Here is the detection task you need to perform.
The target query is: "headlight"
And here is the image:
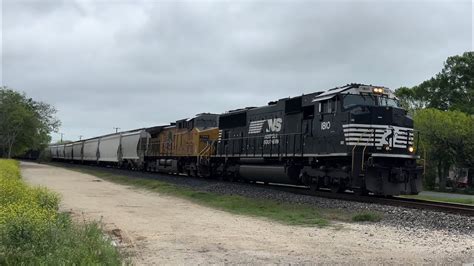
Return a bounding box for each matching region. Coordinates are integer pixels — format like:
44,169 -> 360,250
408,146 -> 414,153
373,88 -> 384,94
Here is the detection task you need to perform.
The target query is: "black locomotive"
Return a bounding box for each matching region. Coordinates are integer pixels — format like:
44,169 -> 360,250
213,84 -> 422,195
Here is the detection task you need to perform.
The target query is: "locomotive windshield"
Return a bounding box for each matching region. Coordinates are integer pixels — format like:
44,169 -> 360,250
343,94 -> 375,108
343,94 -> 400,109
378,97 -> 400,107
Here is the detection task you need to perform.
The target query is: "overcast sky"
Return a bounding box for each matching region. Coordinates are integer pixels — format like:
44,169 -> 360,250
1,0 -> 473,142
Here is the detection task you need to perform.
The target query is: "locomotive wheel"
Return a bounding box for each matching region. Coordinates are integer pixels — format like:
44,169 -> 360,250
331,183 -> 345,193
309,182 -> 319,193
227,173 -> 236,182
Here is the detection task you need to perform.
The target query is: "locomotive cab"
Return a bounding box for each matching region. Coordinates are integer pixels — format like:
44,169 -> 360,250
306,84 -> 422,195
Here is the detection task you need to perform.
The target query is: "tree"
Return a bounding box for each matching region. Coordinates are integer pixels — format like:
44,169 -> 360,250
397,52 -> 474,189
414,109 -> 474,190
0,87 -> 61,158
396,51 -> 474,114
395,86 -> 430,114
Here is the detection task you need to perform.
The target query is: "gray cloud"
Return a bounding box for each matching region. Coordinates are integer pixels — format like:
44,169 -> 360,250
2,0 -> 472,141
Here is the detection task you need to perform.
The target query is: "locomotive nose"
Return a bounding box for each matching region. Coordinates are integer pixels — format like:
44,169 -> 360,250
369,106 -> 410,127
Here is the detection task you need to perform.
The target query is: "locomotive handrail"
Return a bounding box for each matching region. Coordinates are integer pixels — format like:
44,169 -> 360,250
361,128 -> 376,171
197,140 -> 214,166
351,128 -> 374,176
219,132 -> 302,141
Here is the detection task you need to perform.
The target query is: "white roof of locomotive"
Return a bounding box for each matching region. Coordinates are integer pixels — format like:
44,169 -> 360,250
312,84 -> 396,102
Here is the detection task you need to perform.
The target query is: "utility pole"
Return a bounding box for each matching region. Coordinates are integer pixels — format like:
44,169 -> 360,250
113,127 -> 120,133
79,135 -> 83,140
60,133 -> 64,143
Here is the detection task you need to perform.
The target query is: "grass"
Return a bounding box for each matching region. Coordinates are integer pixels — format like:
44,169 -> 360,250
352,212 -> 383,222
400,194 -> 473,205
63,165 -> 383,226
0,160 -> 122,265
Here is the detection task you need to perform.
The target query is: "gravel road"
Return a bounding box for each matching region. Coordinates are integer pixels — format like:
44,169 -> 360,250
22,162 -> 473,265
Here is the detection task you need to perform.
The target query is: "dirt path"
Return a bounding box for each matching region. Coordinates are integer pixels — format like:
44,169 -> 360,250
21,162 -> 473,265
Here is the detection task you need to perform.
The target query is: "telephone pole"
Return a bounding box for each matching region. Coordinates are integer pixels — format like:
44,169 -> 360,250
113,127 -> 120,133
60,133 -> 64,143
79,135 -> 83,140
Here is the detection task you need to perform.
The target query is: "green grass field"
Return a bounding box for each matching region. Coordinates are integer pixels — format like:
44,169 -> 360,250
0,160 -> 122,265
65,166 -> 383,226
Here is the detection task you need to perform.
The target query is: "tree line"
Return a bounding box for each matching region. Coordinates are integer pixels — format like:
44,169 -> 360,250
0,87 -> 60,158
395,51 -> 473,190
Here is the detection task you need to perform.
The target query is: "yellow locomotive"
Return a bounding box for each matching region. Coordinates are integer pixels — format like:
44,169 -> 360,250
145,113 -> 219,175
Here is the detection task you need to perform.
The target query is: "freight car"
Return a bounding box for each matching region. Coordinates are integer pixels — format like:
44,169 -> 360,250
49,83 -> 422,196
49,128 -> 152,168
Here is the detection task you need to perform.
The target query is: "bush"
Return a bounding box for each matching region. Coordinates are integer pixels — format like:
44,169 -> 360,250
0,159 -> 121,265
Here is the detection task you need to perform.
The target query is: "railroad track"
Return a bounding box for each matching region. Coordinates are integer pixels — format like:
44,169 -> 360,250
258,183 -> 474,216
49,162 -> 474,217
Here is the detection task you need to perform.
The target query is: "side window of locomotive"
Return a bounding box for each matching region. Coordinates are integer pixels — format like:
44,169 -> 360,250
320,100 -> 336,114
331,98 -> 337,113
320,101 -> 327,113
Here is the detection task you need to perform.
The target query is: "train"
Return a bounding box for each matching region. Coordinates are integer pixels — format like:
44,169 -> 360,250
49,83 -> 423,196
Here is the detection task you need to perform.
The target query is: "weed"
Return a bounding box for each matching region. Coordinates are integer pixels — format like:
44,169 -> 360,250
351,212 -> 382,222
0,160 -> 122,265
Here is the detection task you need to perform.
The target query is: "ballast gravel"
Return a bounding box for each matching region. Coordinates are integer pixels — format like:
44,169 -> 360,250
63,164 -> 473,235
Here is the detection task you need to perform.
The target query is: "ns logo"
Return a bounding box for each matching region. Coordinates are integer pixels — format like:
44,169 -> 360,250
266,118 -> 283,133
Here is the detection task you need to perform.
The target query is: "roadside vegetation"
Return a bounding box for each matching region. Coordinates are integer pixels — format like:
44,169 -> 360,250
396,52 -> 474,192
0,87 -> 60,158
0,160 -> 121,265
65,166 -> 383,226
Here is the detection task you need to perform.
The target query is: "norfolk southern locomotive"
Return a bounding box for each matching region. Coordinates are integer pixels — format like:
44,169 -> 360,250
49,84 -> 423,196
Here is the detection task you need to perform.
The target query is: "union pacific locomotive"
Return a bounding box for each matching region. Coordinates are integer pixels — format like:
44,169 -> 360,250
49,84 -> 423,196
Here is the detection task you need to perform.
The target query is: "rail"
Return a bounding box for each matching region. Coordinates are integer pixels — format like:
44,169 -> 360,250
256,183 -> 474,216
